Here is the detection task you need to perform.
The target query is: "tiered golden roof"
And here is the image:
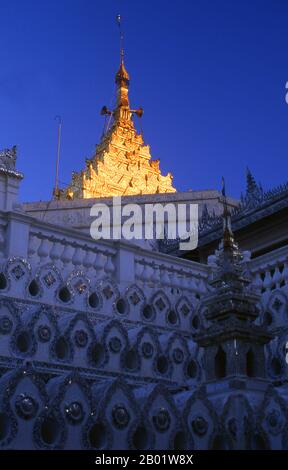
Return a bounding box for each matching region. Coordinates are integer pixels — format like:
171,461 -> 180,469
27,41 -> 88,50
60,55 -> 176,199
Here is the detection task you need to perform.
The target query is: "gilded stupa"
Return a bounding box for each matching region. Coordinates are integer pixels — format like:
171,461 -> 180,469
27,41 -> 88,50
59,45 -> 176,200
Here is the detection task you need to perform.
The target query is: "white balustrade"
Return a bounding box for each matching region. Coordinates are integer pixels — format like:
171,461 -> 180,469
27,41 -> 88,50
134,254 -> 209,295
249,245 -> 288,293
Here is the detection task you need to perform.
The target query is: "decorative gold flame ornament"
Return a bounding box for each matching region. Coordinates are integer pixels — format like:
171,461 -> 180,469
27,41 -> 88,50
60,52 -> 176,200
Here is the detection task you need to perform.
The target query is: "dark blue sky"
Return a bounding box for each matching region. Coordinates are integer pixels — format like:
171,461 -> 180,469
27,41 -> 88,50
0,0 -> 288,201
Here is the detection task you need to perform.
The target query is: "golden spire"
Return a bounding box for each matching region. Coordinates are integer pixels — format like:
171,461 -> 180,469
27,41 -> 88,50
115,61 -> 130,107
101,15 -> 143,126
114,15 -> 131,119
58,15 -> 176,200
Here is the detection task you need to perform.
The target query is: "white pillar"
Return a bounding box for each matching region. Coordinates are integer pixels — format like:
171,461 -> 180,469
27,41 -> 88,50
0,146 -> 23,212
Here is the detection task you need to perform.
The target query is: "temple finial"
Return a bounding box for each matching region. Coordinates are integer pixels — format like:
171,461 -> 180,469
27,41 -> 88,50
100,16 -> 143,130
210,177 -> 245,286
246,167 -> 259,194
221,177 -> 234,249
242,167 -> 264,209
114,14 -> 130,111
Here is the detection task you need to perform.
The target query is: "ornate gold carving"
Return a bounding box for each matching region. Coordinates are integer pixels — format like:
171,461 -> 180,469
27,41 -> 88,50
60,59 -> 176,200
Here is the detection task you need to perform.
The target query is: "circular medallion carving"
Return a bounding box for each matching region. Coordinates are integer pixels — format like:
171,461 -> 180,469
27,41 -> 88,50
266,409 -> 284,435
37,325 -> 51,343
112,404 -> 130,429
152,408 -> 171,432
191,416 -> 208,436
0,316 -> 13,335
109,336 -> 122,353
65,401 -> 84,425
172,348 -> 184,364
15,393 -> 38,420
74,330 -> 88,348
141,342 -> 154,358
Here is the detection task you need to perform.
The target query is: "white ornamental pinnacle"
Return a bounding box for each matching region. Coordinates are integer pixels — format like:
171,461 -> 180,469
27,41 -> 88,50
0,145 -> 23,179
